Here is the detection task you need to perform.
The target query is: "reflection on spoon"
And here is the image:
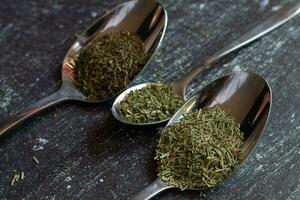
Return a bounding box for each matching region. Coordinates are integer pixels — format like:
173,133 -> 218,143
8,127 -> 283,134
0,0 -> 167,137
130,71 -> 272,200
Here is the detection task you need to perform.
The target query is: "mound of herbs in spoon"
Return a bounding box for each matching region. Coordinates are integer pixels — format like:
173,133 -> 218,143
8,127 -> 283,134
74,32 -> 148,99
120,84 -> 184,123
155,107 -> 244,190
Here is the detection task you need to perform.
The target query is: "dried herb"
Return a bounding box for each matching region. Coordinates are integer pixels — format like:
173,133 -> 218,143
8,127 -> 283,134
33,155 -> 39,165
155,107 -> 244,190
202,31 -> 209,39
20,172 -> 25,180
74,32 -> 148,99
10,171 -> 24,186
120,84 -> 184,123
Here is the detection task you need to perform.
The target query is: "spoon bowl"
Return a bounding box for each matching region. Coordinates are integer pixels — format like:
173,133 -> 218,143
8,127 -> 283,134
131,71 -> 272,200
111,80 -> 188,126
62,0 -> 168,103
112,2 -> 299,126
167,71 -> 272,160
0,0 -> 167,136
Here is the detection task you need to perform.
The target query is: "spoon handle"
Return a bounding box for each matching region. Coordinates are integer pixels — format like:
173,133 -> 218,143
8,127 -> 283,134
175,2 -> 300,92
0,85 -> 78,137
206,2 -> 300,65
130,178 -> 173,200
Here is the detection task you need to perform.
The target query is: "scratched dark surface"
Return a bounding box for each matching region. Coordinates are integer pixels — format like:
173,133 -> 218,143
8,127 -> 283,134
0,0 -> 299,199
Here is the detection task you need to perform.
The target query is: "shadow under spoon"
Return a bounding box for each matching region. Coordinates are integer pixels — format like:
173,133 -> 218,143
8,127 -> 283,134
112,2 -> 299,126
131,71 -> 272,200
0,0 -> 167,137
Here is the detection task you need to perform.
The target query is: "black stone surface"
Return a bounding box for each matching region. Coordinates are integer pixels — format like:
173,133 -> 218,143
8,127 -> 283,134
0,0 -> 299,199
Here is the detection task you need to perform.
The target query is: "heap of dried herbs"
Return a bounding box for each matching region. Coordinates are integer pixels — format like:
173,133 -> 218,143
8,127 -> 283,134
155,107 -> 244,190
120,84 -> 184,123
74,32 -> 148,99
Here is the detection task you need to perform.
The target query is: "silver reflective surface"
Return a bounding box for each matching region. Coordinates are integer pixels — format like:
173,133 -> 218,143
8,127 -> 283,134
0,0 -> 167,136
63,0 -> 168,102
113,2 -> 299,126
131,71 -> 272,199
168,71 -> 272,161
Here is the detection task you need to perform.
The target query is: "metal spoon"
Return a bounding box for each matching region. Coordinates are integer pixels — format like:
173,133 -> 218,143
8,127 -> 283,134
112,2 -> 299,125
131,71 -> 272,200
0,0 -> 167,136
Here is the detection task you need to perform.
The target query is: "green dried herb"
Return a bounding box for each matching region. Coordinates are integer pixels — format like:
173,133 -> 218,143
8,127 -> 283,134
120,84 -> 184,123
74,32 -> 148,99
10,171 -> 24,186
155,107 -> 244,190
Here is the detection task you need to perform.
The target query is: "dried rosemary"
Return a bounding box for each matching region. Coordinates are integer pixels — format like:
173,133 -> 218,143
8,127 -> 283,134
74,32 -> 148,99
120,84 -> 184,123
155,107 -> 244,190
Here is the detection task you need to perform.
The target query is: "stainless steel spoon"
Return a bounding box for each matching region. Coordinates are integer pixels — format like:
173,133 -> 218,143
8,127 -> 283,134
112,2 -> 299,125
0,0 -> 167,136
131,71 -> 272,200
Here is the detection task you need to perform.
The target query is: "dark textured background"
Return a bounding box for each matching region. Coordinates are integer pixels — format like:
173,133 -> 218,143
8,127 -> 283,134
0,0 -> 299,199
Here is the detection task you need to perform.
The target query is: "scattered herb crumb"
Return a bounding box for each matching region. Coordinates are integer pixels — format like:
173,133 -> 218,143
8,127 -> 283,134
20,172 -> 25,180
10,171 -> 24,186
33,156 -> 39,165
74,32 -> 82,39
202,31 -> 209,39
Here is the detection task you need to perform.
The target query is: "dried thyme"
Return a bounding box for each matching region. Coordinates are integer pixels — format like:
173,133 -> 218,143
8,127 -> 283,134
74,32 -> 148,99
155,107 -> 244,190
120,84 -> 184,123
